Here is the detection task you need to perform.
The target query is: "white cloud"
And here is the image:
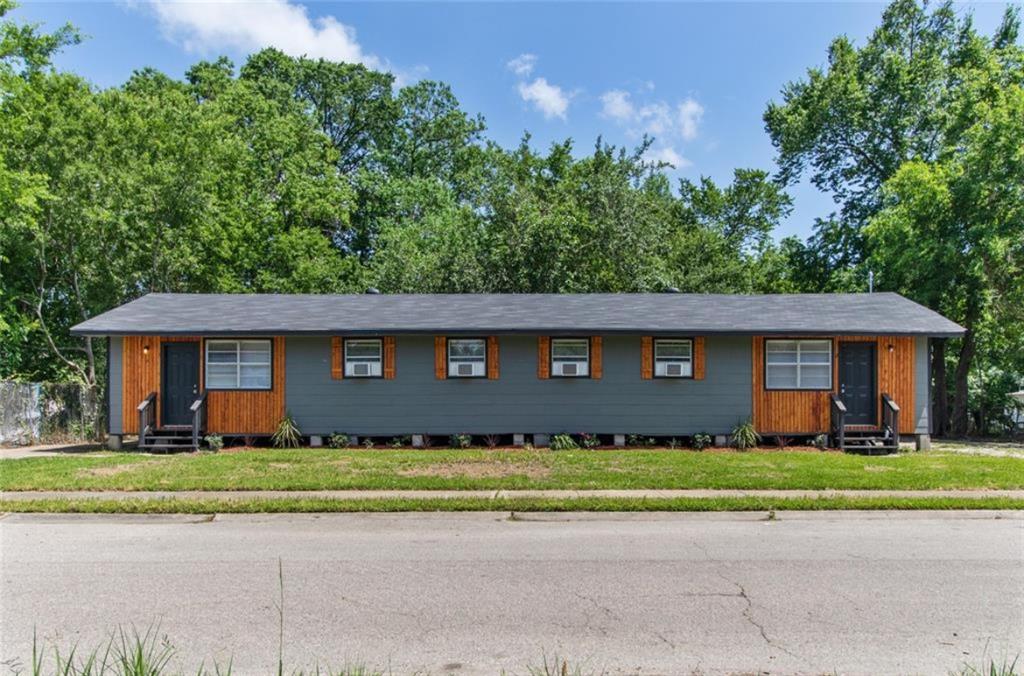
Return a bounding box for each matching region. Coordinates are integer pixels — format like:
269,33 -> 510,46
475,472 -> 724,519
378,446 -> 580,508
506,53 -> 537,77
143,0 -> 382,69
517,77 -> 571,120
599,87 -> 705,168
643,145 -> 691,169
677,98 -> 704,141
637,101 -> 671,136
600,89 -> 634,122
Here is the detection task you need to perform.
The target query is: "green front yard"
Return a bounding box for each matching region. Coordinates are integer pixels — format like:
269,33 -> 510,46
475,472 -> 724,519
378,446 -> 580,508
2,446 -> 1022,492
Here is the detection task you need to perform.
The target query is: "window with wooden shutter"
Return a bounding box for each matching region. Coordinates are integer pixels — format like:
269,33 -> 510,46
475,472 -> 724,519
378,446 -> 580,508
487,336 -> 499,380
641,336 -> 653,379
331,337 -> 343,380
383,336 -> 396,380
537,336 -> 550,379
434,336 -> 447,379
694,336 -> 705,380
590,337 -> 602,379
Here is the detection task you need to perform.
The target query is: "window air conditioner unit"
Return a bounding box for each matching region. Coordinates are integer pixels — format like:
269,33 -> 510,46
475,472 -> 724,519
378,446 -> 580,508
559,362 -> 579,376
353,363 -> 370,377
666,363 -> 683,377
457,363 -> 475,377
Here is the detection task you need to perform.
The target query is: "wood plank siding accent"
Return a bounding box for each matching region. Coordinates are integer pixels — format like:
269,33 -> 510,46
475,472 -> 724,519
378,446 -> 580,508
331,337 -> 343,379
121,336 -> 285,435
383,336 -> 396,380
694,337 -> 706,380
434,337 -> 447,379
751,335 -> 915,435
640,337 -> 653,379
590,337 -> 603,379
487,336 -> 500,380
537,337 -> 550,379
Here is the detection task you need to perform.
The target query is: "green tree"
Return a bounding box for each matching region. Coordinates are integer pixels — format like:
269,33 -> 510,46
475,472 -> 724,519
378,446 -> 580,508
865,79 -> 1024,433
767,0 -> 1023,433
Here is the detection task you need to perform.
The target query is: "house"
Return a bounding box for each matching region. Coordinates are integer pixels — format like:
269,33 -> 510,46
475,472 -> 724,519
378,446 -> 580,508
71,292 -> 964,452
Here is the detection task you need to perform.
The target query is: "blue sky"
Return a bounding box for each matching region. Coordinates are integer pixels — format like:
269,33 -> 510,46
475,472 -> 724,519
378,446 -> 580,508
14,1 -> 1013,239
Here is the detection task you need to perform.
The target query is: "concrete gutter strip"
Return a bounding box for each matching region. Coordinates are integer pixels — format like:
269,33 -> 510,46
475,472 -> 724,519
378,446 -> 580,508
2,489 -> 1023,501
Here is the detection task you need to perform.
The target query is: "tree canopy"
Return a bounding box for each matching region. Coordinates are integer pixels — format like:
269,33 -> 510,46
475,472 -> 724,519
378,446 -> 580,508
1,0 -> 1021,435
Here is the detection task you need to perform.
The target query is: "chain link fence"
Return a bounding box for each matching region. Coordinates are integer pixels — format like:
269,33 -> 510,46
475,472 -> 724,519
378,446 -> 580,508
0,381 -> 105,446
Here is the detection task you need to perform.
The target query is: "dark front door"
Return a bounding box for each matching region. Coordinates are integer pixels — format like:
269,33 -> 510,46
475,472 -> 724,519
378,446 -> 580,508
838,342 -> 876,425
162,342 -> 199,427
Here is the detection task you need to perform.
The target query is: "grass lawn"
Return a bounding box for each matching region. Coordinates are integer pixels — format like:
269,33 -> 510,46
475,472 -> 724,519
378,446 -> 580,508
1,446 -> 1022,492
3,495 -> 1023,513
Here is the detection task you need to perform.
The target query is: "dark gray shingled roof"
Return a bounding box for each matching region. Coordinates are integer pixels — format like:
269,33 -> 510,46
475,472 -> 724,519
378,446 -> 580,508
70,292 -> 965,337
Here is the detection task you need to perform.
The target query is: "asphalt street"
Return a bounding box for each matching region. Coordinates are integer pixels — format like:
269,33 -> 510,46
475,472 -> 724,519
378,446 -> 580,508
1,511 -> 1021,675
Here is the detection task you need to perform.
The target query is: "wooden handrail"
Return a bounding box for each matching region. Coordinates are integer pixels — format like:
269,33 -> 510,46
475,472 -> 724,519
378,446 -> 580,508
190,391 -> 208,451
137,392 -> 157,449
830,394 -> 847,450
882,393 -> 900,447
137,392 -> 156,412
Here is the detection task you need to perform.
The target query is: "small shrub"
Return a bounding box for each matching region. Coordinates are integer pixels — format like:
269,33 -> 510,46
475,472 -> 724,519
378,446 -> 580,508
813,433 -> 830,450
549,433 -> 578,451
691,433 -> 712,451
389,435 -> 410,448
667,437 -> 681,450
243,435 -> 257,447
449,433 -> 471,449
527,654 -> 591,676
271,413 -> 301,449
362,437 -> 375,449
579,432 -> 600,449
328,432 -> 351,449
421,434 -> 434,449
628,435 -> 656,448
523,442 -> 535,451
774,435 -> 792,449
203,434 -> 224,452
483,434 -> 500,449
731,420 -> 761,451
952,655 -> 1020,676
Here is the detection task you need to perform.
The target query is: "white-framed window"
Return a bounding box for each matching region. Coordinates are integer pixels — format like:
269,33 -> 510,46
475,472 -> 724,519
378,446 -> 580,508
344,339 -> 382,378
205,339 -> 272,390
654,339 -> 693,378
551,338 -> 590,377
448,338 -> 486,378
765,339 -> 832,390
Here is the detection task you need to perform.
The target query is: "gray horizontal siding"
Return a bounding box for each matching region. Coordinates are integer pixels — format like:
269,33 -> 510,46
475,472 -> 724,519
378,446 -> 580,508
914,336 -> 930,434
285,335 -> 752,436
109,336 -> 123,435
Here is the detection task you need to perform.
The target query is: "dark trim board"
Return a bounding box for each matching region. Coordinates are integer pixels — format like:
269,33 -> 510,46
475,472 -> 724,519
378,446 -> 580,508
761,336 -> 834,392
549,336 -> 593,379
201,337 -> 276,392
105,336 -> 112,436
445,336 -> 490,380
341,337 -> 385,380
651,336 -> 696,380
73,328 -> 967,338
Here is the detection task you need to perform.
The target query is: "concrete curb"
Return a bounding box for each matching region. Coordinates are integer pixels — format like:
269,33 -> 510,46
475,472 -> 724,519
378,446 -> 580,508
2,488 -> 1024,501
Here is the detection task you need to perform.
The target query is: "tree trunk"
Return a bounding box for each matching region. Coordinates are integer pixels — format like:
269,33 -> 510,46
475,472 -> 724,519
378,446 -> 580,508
951,328 -> 977,436
932,339 -> 949,435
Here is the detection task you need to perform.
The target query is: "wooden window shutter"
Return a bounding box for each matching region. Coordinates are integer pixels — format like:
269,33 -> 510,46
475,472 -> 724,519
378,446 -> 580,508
694,337 -> 705,380
383,336 -> 396,380
641,337 -> 653,379
434,336 -> 447,380
590,337 -> 603,379
537,336 -> 550,379
487,336 -> 500,380
331,337 -> 344,380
